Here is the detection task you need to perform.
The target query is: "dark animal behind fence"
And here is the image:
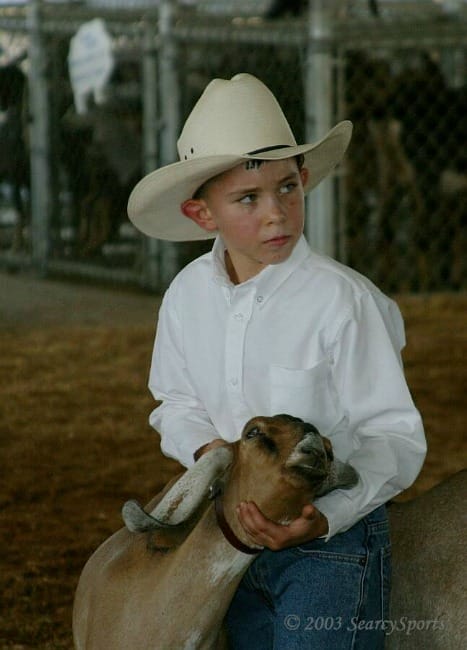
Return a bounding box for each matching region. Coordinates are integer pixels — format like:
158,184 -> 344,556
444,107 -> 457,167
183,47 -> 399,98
345,50 -> 467,290
0,63 -> 30,251
61,104 -> 142,258
390,56 -> 467,288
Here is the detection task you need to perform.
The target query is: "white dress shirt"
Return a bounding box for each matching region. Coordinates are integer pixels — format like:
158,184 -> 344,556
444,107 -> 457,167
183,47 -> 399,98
149,235 -> 426,539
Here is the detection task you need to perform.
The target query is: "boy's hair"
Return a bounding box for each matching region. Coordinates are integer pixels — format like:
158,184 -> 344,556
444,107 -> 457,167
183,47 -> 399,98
193,154 -> 305,200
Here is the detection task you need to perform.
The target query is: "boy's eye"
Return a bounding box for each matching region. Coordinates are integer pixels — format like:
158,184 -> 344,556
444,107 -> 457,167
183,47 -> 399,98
239,193 -> 256,204
279,182 -> 297,195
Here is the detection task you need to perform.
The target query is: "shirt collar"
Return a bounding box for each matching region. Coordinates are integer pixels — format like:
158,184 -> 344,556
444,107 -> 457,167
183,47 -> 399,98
211,234 -> 311,304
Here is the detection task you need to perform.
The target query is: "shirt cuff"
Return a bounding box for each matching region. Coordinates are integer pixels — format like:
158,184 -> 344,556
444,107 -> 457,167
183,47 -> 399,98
314,490 -> 359,541
160,429 -> 218,468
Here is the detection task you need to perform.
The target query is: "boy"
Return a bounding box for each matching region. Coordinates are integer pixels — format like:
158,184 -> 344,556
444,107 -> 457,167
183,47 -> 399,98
128,73 -> 426,648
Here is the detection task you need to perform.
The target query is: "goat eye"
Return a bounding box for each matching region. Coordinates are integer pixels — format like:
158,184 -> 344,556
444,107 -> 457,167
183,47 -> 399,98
246,426 -> 261,439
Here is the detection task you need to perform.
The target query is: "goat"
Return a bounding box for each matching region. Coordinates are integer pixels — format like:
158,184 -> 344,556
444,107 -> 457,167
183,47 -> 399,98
386,469 -> 466,650
61,101 -> 141,257
72,414 -> 358,649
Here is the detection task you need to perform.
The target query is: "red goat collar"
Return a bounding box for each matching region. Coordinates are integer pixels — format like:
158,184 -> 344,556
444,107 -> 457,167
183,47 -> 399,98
214,495 -> 262,556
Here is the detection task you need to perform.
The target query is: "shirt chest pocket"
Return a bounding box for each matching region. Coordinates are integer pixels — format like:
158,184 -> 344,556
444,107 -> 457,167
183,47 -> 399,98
269,360 -> 344,436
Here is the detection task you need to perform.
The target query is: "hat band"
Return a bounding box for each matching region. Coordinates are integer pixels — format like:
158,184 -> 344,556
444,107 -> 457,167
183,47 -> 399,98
247,144 -> 292,155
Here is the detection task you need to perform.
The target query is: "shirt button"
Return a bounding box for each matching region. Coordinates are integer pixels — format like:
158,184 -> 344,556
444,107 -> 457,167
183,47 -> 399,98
230,378 -> 238,386
234,313 -> 244,321
256,295 -> 264,303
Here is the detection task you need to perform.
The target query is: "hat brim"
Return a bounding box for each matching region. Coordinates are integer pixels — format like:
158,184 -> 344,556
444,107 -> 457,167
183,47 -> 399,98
128,120 -> 352,241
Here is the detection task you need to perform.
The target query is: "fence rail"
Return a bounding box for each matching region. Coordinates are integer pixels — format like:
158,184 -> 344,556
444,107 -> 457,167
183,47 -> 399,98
1,0 -> 466,292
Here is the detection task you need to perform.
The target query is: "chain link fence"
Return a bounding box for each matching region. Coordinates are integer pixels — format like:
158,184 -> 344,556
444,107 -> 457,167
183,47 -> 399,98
0,0 -> 466,292
337,16 -> 467,291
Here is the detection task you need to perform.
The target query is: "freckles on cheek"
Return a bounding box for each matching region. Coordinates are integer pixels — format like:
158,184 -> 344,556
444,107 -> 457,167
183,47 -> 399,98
289,198 -> 304,214
230,219 -> 258,240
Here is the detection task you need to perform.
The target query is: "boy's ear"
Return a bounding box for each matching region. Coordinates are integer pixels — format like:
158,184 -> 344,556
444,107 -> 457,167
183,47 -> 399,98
299,166 -> 309,188
181,199 -> 218,233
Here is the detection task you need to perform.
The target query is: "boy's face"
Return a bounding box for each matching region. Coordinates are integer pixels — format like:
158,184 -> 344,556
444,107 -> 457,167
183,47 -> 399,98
182,158 -> 309,283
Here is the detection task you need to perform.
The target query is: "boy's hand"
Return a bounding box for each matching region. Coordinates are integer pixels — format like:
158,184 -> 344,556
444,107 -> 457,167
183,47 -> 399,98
236,501 -> 329,551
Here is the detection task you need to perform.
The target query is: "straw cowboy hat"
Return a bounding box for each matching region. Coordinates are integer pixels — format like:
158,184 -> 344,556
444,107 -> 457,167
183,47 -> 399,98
128,73 -> 352,241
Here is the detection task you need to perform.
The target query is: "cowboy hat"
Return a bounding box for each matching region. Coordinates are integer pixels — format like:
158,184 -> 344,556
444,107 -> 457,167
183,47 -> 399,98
128,73 -> 352,241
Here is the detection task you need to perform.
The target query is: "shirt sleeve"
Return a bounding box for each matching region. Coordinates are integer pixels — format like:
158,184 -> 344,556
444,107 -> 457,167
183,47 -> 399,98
314,291 -> 427,539
148,287 -> 219,468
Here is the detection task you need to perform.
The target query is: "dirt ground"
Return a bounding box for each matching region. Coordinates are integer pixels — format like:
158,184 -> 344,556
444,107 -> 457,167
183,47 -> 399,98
1,270 -> 466,649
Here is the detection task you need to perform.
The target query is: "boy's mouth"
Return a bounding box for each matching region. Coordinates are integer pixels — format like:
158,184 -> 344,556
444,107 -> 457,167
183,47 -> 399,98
264,235 -> 291,247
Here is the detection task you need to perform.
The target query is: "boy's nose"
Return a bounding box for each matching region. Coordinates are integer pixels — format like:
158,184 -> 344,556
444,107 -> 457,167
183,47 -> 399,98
265,195 -> 287,224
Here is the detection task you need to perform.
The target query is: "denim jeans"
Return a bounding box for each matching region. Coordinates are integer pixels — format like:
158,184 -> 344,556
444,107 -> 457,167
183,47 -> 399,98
225,505 -> 391,650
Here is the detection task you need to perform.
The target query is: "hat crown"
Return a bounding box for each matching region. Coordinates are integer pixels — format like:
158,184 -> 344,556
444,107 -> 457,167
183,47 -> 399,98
177,73 -> 297,161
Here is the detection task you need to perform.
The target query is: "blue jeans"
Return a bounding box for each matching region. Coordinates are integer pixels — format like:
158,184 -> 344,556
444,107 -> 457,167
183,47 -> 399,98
225,505 -> 391,649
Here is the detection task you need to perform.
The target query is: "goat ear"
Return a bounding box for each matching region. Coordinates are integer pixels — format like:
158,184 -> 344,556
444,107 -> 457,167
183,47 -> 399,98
123,446 -> 233,533
122,500 -> 180,533
322,436 -> 334,461
315,458 -> 359,497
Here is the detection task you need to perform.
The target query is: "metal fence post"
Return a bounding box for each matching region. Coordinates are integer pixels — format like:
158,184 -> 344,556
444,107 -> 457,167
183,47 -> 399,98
304,0 -> 335,256
140,19 -> 162,291
27,0 -> 51,275
158,0 -> 181,289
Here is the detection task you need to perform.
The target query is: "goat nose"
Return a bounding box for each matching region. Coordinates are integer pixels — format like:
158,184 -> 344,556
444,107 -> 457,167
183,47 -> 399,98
300,445 -> 326,466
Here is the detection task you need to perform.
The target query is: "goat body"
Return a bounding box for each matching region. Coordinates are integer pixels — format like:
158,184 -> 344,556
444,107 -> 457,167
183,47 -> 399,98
74,497 -> 250,649
73,414 -> 357,649
386,470 -> 466,650
74,414 -> 466,650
